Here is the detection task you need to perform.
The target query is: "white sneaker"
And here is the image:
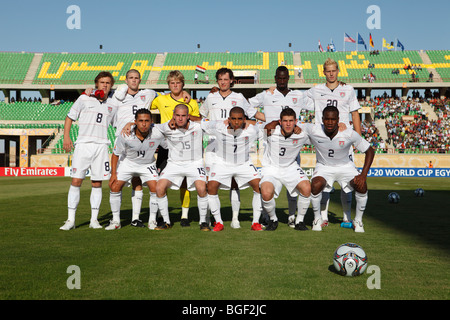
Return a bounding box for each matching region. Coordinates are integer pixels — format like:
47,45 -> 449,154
312,218 -> 323,231
89,220 -> 102,229
148,220 -> 157,230
353,220 -> 365,233
230,219 -> 241,229
60,220 -> 75,230
105,220 -> 121,230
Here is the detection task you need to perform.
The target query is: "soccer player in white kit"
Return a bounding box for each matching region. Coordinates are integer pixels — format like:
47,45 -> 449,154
249,66 -> 306,227
60,71 -> 119,230
259,108 -> 311,231
203,107 -> 263,231
200,68 -> 264,225
303,58 -> 362,226
106,109 -> 165,230
155,104 -> 209,230
303,107 -> 374,232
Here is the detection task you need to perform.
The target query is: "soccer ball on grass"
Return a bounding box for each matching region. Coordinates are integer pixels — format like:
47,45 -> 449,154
333,243 -> 368,277
414,188 -> 425,197
388,192 -> 400,203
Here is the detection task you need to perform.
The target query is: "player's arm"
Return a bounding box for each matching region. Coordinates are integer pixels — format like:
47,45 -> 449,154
63,116 -> 74,152
351,110 -> 362,135
352,146 -> 374,191
264,120 -> 279,136
109,153 -> 120,189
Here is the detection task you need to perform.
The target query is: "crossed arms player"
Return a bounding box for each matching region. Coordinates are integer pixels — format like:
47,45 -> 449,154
60,71 -> 119,230
107,109 -> 165,230
303,106 -> 374,232
203,107 -> 263,231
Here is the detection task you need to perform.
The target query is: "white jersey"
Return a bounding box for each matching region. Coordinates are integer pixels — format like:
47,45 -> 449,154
302,124 -> 370,167
113,126 -> 165,166
202,121 -> 261,165
261,124 -> 310,167
249,89 -> 307,123
200,91 -> 257,120
113,89 -> 157,135
67,94 -> 118,145
156,121 -> 204,163
304,83 -> 360,126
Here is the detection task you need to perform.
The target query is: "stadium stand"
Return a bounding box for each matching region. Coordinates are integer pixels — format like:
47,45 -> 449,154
0,52 -> 34,84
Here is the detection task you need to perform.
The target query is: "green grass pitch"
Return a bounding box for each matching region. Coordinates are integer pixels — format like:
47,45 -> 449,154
0,176 -> 449,300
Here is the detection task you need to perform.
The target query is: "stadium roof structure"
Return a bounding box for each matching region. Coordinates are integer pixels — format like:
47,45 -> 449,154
1,50 -> 449,96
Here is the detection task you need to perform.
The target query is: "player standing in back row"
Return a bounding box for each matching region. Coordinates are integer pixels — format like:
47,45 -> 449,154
60,71 -> 119,230
200,68 -> 264,227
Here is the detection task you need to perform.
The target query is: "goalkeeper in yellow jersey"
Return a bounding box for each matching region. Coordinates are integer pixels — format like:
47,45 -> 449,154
151,70 -> 201,227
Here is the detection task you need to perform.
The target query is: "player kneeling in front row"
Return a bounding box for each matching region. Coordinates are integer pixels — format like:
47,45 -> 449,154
305,106 -> 374,232
106,109 -> 165,230
204,107 -> 263,231
155,104 -> 209,230
260,108 -> 311,231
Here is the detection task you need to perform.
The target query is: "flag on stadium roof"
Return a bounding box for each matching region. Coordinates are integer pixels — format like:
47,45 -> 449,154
397,39 -> 405,51
383,38 -> 394,50
329,39 -> 336,52
318,40 -> 324,52
344,33 -> 356,43
369,33 -> 374,48
195,65 -> 206,73
358,33 -> 367,50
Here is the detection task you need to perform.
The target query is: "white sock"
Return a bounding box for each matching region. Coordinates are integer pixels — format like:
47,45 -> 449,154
320,191 -> 330,221
287,190 -> 297,217
156,195 -> 170,224
208,194 -> 223,224
252,192 -> 262,224
262,198 -> 277,221
230,189 -> 240,220
67,185 -> 80,222
90,187 -> 102,222
181,207 -> 189,219
311,193 -> 322,222
354,191 -> 368,222
149,192 -> 158,223
341,190 -> 352,222
197,195 -> 208,223
109,191 -> 121,223
131,189 -> 143,221
295,193 -> 310,224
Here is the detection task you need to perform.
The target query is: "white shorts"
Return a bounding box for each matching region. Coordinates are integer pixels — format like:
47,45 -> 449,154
209,161 -> 260,190
260,162 -> 309,198
312,163 -> 360,193
116,159 -> 158,184
71,143 -> 110,180
159,160 -> 207,191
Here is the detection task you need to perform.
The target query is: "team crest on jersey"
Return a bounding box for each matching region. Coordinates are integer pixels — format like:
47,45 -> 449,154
211,173 -> 216,177
339,140 -> 345,147
232,101 -> 237,106
293,139 -> 299,144
340,92 -> 346,97
149,142 -> 155,147
141,96 -> 146,101
292,98 -> 297,104
108,106 -> 113,113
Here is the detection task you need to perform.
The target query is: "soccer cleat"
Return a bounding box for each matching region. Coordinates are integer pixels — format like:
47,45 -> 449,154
131,219 -> 145,228
105,220 -> 121,230
60,220 -> 75,231
200,222 -> 211,231
212,222 -> 224,232
154,223 -> 172,230
89,220 -> 102,229
312,218 -> 323,231
288,215 -> 295,228
230,219 -> 241,229
353,220 -> 365,233
180,218 -> 191,227
265,219 -> 278,231
148,220 -> 157,230
294,222 -> 309,231
321,220 -> 329,227
251,222 -> 263,231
